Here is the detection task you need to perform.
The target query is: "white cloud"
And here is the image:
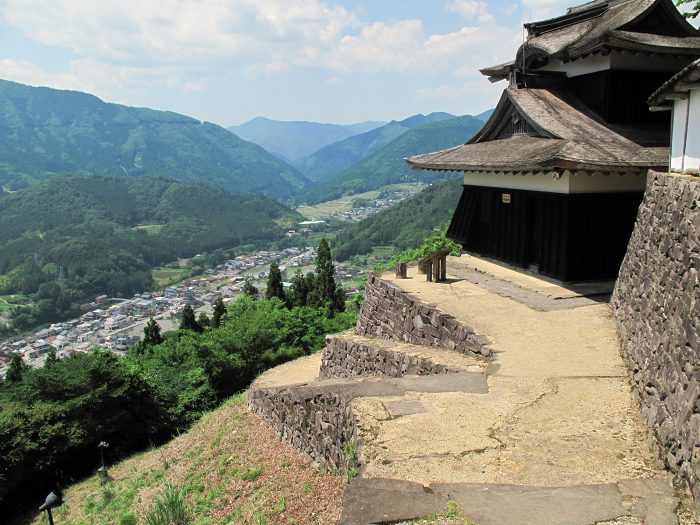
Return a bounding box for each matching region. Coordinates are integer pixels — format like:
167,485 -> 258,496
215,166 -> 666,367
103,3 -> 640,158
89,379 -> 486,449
0,0 -> 520,112
446,0 -> 495,24
520,0 -> 573,21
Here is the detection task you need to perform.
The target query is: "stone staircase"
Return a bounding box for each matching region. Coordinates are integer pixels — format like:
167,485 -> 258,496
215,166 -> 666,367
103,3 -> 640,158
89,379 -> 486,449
248,264 -> 681,524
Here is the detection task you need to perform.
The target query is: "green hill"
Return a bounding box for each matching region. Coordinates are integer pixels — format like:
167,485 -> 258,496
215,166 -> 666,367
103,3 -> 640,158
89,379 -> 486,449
332,178 -> 463,261
0,175 -> 301,328
0,80 -> 310,200
228,116 -> 384,161
293,112 -> 455,183
303,115 -> 482,203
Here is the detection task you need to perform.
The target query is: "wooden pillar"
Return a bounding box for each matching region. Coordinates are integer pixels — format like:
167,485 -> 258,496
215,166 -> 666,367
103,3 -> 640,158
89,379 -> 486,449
395,262 -> 407,279
426,261 -> 433,282
439,254 -> 447,281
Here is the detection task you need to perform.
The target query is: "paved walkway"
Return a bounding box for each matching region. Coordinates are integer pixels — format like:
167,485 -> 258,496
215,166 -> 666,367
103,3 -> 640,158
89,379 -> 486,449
354,262 -> 662,490
250,257 -> 680,524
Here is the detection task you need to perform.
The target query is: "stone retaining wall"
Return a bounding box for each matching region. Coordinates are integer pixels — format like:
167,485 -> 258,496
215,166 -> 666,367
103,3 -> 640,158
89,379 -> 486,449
248,386 -> 359,475
611,171 -> 700,497
356,274 -> 491,358
320,335 -> 458,379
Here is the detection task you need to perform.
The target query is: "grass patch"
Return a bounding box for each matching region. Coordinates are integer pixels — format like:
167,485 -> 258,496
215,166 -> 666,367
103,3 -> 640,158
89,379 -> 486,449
28,394 -> 344,525
144,483 -> 190,525
297,183 -> 427,220
402,501 -> 478,525
131,224 -> 164,234
152,267 -> 190,288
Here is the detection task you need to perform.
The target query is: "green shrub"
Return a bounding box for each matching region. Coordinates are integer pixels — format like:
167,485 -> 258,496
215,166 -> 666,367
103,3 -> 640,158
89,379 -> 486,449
144,483 -> 190,525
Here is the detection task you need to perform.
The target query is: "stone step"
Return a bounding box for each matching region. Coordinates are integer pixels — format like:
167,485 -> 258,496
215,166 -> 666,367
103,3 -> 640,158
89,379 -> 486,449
340,477 -> 678,525
320,330 -> 487,380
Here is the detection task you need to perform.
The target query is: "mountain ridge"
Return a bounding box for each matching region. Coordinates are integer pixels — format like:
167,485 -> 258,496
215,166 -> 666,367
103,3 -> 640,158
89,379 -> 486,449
228,116 -> 386,161
0,79 -> 310,200
303,114 -> 483,203
293,112 -> 456,183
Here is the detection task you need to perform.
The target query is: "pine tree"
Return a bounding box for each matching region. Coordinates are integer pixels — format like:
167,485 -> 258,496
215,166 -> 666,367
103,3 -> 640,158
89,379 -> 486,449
212,297 -> 227,328
265,261 -> 285,302
313,238 -> 345,313
242,278 -> 259,298
197,312 -> 211,330
44,348 -> 59,367
289,269 -> 311,307
6,353 -> 27,383
179,304 -> 202,332
143,317 -> 163,346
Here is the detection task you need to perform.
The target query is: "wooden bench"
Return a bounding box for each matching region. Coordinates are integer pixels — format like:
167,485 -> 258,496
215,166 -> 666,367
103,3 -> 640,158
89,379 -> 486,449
417,249 -> 450,282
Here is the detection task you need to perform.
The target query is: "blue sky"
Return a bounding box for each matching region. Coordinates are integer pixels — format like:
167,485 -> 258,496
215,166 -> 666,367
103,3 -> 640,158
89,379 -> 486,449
0,1 -> 696,126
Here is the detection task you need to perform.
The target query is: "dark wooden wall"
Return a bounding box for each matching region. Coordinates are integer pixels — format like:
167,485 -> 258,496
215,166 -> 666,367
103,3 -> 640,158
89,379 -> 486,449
447,184 -> 643,282
568,69 -> 674,126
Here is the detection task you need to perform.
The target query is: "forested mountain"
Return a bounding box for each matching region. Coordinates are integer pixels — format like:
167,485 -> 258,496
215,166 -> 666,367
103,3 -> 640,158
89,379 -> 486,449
0,175 -> 301,328
228,116 -> 385,161
0,80 -> 310,199
293,112 -> 455,183
303,115 -> 483,203
333,178 -> 463,261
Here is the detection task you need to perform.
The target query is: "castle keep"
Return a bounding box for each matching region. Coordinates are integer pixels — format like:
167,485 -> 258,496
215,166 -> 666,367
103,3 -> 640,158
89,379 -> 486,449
407,0 -> 700,282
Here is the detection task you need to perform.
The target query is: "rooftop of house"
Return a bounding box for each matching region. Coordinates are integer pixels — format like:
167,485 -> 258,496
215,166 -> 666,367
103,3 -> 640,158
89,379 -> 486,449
648,57 -> 700,105
406,87 -> 668,173
482,0 -> 700,82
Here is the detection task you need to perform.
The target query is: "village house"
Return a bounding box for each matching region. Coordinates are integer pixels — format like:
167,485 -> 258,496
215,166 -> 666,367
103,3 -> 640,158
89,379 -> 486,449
407,0 -> 700,282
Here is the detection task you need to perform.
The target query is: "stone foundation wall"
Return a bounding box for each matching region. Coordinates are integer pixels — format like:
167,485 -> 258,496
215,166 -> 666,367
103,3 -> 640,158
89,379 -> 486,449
320,335 -> 458,379
611,171 -> 700,497
356,274 -> 491,358
247,386 -> 359,475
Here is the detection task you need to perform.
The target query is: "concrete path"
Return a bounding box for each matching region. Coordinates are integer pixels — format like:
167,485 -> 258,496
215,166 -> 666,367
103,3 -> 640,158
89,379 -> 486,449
250,257 -> 681,523
340,477 -> 678,525
354,264 -> 663,490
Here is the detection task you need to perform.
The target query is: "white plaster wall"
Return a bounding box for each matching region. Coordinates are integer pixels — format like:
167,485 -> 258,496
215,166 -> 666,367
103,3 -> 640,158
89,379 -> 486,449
685,90 -> 700,174
671,97 -> 689,172
462,170 -> 647,194
539,52 -> 690,78
540,54 -> 610,77
567,170 -> 647,193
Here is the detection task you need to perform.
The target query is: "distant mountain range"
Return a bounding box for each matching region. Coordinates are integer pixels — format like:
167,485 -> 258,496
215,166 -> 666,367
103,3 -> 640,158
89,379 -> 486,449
293,112 -> 455,183
0,80 -> 309,200
475,109 -> 494,121
304,115 -> 484,203
228,116 -> 385,161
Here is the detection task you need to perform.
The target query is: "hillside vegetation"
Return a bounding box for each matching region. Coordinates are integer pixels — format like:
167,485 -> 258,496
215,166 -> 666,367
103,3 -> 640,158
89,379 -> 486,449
229,116 -> 384,161
303,116 -> 482,203
0,175 -> 301,330
0,80 -> 309,199
332,178 -> 463,261
25,394 -> 345,525
1,293 -> 356,519
293,112 -> 455,183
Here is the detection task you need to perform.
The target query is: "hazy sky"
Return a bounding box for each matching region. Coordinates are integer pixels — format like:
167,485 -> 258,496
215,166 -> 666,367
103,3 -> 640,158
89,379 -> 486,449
0,1 -> 696,126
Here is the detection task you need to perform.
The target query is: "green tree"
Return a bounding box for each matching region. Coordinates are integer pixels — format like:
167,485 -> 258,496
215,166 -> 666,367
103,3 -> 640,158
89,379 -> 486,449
179,304 -> 202,333
143,317 -> 163,346
288,269 -> 312,307
6,353 -> 28,383
44,348 -> 59,367
265,261 -> 285,302
677,0 -> 699,18
212,297 -> 227,328
242,278 -> 258,298
197,312 -> 211,330
313,238 -> 345,314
